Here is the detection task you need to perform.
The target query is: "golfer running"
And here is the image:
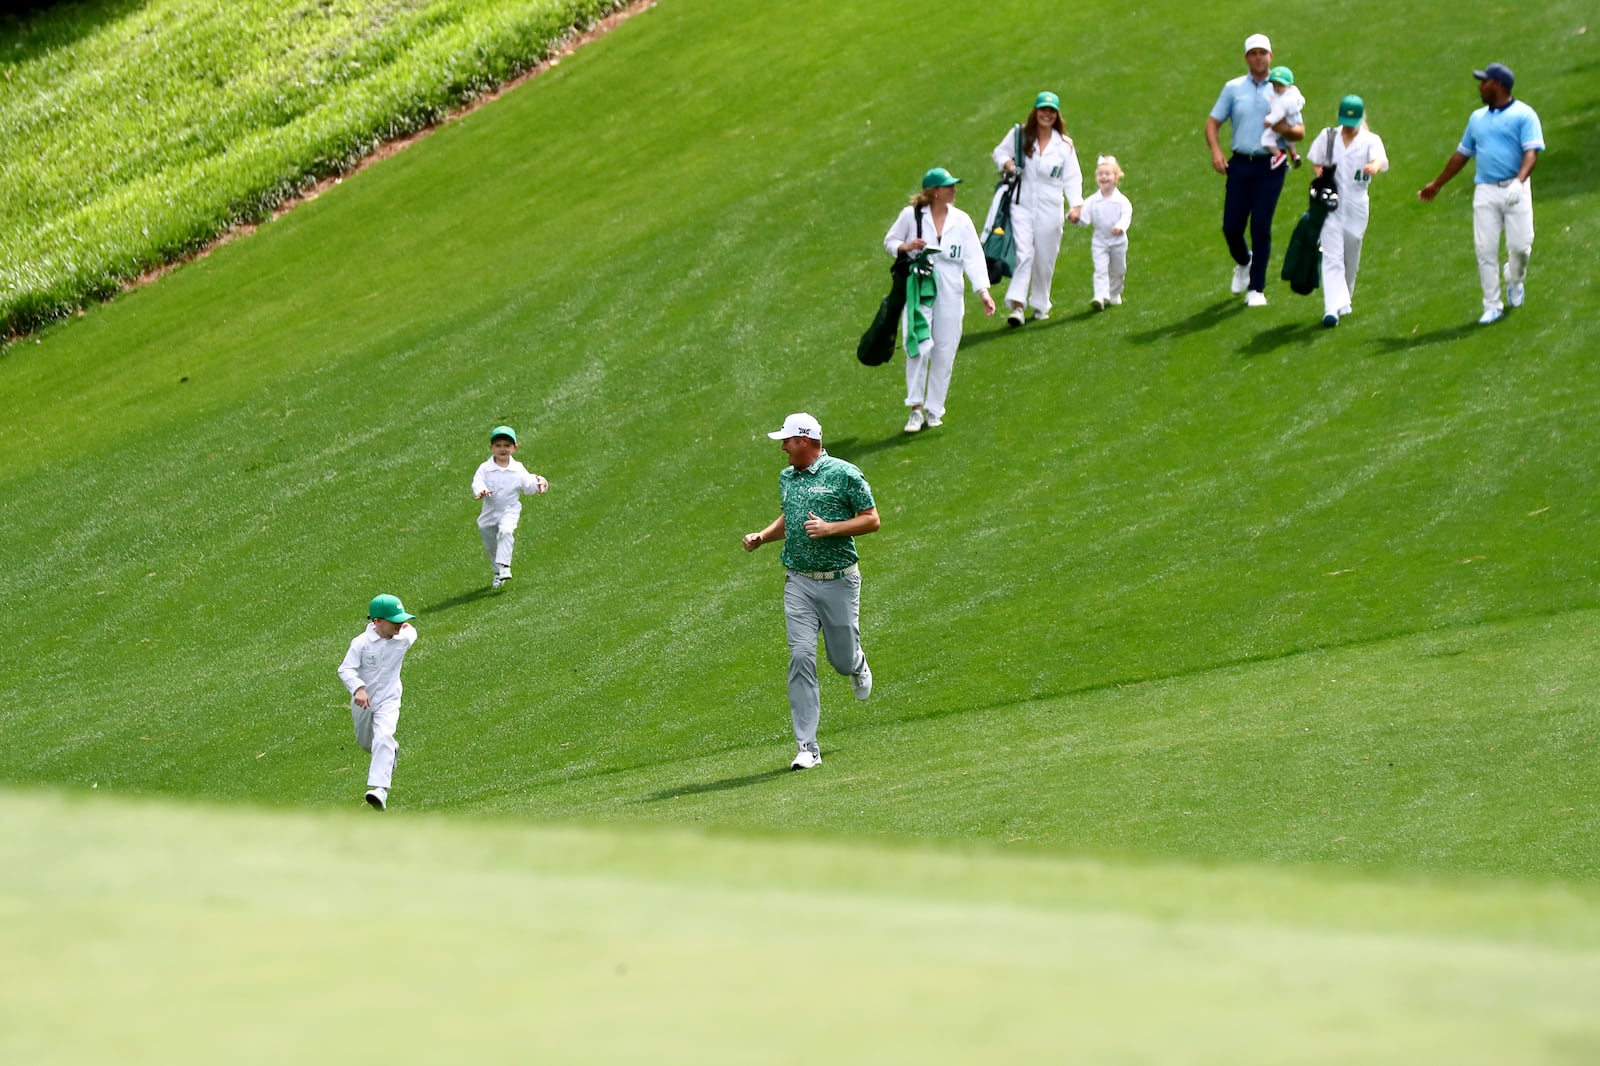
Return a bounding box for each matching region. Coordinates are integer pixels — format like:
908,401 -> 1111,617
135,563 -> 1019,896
743,412 -> 879,770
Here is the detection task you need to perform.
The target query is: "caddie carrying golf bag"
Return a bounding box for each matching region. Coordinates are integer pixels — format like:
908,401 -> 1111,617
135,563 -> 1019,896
1281,129 -> 1340,297
857,206 -> 924,366
980,125 -> 1025,285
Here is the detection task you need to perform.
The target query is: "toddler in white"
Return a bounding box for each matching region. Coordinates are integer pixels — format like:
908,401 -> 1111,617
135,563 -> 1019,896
1263,66 -> 1306,169
1077,156 -> 1133,311
471,424 -> 548,589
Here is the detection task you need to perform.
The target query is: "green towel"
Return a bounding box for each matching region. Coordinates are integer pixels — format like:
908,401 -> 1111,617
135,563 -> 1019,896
903,257 -> 936,358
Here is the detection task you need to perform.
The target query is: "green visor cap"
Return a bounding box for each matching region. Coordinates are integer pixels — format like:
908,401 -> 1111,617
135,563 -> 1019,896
1268,66 -> 1294,86
1337,94 -> 1365,127
921,167 -> 961,189
369,594 -> 415,623
1034,90 -> 1061,111
490,425 -> 517,444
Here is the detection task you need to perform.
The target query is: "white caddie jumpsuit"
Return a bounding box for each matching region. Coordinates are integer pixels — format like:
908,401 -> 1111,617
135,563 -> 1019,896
338,622 -> 417,790
992,128 -> 1084,315
471,457 -> 546,577
1307,125 -> 1389,319
882,204 -> 990,420
1079,188 -> 1134,303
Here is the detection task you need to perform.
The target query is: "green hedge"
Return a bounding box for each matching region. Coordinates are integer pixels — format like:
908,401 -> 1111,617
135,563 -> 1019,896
0,0 -> 627,337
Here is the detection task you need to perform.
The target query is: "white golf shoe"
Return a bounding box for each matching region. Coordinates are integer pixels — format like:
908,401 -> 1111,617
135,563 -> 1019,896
851,656 -> 873,700
1503,263 -> 1525,308
791,749 -> 822,771
365,787 -> 387,811
1231,256 -> 1252,294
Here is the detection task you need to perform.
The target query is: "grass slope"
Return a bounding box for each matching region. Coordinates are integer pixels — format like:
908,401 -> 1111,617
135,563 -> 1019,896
0,0 -> 1596,892
5,789 -> 1600,1064
0,0 -> 627,335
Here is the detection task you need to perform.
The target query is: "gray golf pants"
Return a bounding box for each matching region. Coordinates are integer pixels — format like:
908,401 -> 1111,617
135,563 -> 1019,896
783,568 -> 864,753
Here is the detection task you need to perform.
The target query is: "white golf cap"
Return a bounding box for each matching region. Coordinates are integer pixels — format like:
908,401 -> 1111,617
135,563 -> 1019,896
767,412 -> 822,441
1244,33 -> 1272,53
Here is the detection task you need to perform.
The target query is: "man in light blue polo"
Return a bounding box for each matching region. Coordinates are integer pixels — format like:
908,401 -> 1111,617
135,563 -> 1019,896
1419,62 -> 1545,324
1205,32 -> 1305,307
743,412 -> 879,771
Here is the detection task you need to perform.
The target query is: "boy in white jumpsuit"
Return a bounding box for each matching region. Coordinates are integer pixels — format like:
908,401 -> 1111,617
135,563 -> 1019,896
1077,156 -> 1134,311
471,425 -> 548,589
882,168 -> 994,432
1307,95 -> 1388,327
992,91 -> 1084,323
337,593 -> 417,811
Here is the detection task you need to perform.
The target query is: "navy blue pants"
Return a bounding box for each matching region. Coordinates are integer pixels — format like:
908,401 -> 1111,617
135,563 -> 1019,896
1222,153 -> 1287,293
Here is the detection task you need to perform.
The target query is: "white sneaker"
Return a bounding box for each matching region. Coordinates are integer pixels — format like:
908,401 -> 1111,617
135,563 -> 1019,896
1090,298 -> 1106,312
491,574 -> 505,589
851,656 -> 873,700
903,408 -> 924,433
1245,290 -> 1268,307
923,412 -> 943,428
1503,263 -> 1525,308
790,749 -> 822,771
1478,308 -> 1503,325
365,788 -> 387,810
1109,295 -> 1123,306
1032,309 -> 1050,321
1231,256 -> 1252,294
1006,307 -> 1025,328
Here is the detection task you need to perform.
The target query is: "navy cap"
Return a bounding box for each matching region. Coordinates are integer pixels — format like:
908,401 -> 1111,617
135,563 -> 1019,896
1473,63 -> 1514,90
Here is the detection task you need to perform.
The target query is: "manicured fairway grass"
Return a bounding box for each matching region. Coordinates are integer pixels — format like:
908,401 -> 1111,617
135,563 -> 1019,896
5,789 -> 1600,1065
2,0 -> 1594,877
0,0 -> 627,335
2,0 -> 1598,1058
1,7 -> 1598,1055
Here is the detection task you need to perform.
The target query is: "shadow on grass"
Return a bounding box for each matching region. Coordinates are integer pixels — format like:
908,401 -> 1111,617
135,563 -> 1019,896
0,0 -> 147,63
956,323 -> 1022,351
1370,321 -> 1483,353
419,585 -> 498,616
1129,298 -> 1243,343
826,431 -> 922,461
636,767 -> 792,803
959,305 -> 1100,351
1238,318 -> 1326,357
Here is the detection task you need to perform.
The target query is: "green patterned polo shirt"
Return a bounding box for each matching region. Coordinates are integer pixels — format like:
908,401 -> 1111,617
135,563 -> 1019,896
779,451 -> 876,572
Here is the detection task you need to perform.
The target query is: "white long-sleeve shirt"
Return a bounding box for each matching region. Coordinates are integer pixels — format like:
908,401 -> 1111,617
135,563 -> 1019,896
338,623 -> 417,708
882,204 -> 989,304
472,457 -> 546,520
992,128 -> 1084,213
1079,188 -> 1133,240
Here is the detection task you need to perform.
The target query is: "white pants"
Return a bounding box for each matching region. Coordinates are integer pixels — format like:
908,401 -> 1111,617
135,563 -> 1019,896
1004,203 -> 1064,314
1318,202 -> 1369,317
352,698 -> 399,789
1472,181 -> 1534,312
1091,235 -> 1127,302
478,511 -> 518,574
903,297 -> 963,418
